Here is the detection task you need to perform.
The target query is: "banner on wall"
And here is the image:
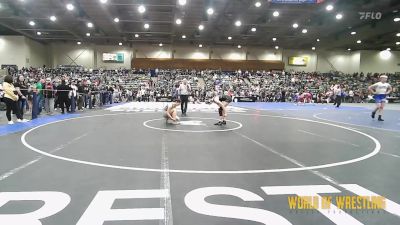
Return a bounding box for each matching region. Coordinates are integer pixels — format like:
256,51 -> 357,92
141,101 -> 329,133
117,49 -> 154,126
103,53 -> 124,63
288,56 -> 309,66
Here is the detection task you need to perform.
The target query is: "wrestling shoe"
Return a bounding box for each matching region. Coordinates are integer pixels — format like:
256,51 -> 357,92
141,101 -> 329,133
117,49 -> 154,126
378,116 -> 384,121
214,121 -> 222,126
221,120 -> 226,125
371,112 -> 376,119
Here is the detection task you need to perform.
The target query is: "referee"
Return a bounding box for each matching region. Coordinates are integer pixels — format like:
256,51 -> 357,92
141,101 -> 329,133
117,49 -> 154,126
179,78 -> 191,116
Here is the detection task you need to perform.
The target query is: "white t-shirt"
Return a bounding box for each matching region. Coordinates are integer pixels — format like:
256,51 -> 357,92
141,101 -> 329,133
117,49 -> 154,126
370,82 -> 391,95
179,83 -> 190,95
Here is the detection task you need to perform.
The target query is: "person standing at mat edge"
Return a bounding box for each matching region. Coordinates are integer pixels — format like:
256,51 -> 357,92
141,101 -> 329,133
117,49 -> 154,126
179,78 -> 191,116
56,80 -> 72,114
2,75 -> 28,124
368,75 -> 392,121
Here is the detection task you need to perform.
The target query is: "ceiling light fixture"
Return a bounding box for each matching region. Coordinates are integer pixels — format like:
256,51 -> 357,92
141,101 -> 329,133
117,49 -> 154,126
178,0 -> 187,6
119,42 -> 122,46
198,24 -> 204,30
336,13 -> 343,20
99,0 -> 108,3
326,4 -> 334,11
357,40 -> 362,44
138,5 -> 146,13
351,31 -> 356,35
50,16 -> 57,22
114,18 -> 119,23
86,33 -> 90,37
275,46 -> 279,50
207,8 -> 214,15
228,36 -> 232,40
182,35 -> 186,39
36,32 -> 41,35
312,47 -> 316,50
251,27 -> 256,32
235,20 -> 242,26
394,18 -> 400,22
396,33 -> 400,37
317,38 -> 320,42
159,43 -> 163,47
144,23 -> 150,29
273,11 -> 279,17
176,18 -> 182,25
66,3 -> 74,11
29,21 -> 35,26
77,41 -> 81,45
347,48 -> 351,51
238,45 -> 242,49
199,44 -> 203,48
255,1 -> 261,7
272,37 -> 277,41
135,34 -> 139,38
396,42 -> 400,45
87,22 -> 93,28
292,23 -> 299,28
302,29 -> 308,33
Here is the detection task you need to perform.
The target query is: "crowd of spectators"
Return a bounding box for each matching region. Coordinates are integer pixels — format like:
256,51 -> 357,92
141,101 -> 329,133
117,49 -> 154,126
1,66 -> 399,122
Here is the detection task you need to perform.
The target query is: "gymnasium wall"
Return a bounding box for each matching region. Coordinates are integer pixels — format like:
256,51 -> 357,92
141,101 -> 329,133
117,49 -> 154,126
25,38 -> 50,68
0,36 -> 28,68
1,36 -> 400,73
360,50 -> 400,74
317,51 -> 361,74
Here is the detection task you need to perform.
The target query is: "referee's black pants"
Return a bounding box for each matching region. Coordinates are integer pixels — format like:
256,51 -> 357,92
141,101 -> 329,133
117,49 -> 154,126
180,95 -> 189,114
335,95 -> 342,107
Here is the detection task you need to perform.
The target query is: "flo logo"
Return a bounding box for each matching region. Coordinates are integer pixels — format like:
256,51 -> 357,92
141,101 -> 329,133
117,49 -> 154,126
359,12 -> 382,20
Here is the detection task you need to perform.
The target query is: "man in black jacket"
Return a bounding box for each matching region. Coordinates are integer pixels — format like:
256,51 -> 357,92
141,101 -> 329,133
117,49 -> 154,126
56,80 -> 72,114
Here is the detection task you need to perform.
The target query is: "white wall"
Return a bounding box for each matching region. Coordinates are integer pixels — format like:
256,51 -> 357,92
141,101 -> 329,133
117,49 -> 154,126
0,36 -> 49,69
0,36 -> 28,68
360,50 -> 400,73
2,36 -> 400,73
174,46 -> 209,59
317,51 -> 361,74
50,43 -> 95,69
248,49 -> 282,61
211,47 -> 246,60
26,38 -> 49,68
135,45 -> 172,59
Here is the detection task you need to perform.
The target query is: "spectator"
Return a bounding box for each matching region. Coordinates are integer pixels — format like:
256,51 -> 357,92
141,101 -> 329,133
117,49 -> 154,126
2,75 -> 28,124
56,80 -> 72,114
44,78 -> 55,115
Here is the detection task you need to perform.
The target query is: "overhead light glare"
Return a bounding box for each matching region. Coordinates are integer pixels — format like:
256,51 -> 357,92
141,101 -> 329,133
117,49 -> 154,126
66,3 -> 74,11
138,5 -> 146,13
